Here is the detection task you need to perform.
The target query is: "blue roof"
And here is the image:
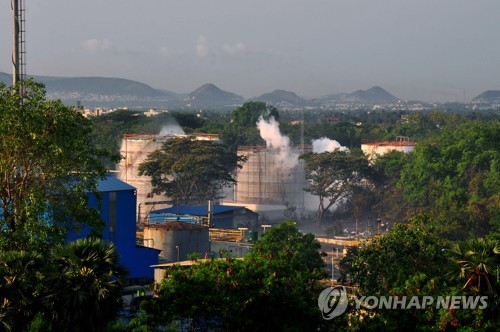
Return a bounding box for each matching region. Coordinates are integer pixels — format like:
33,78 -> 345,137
151,205 -> 248,216
96,174 -> 136,192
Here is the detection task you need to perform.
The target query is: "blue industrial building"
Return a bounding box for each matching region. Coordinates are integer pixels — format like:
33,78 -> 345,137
150,205 -> 258,230
67,175 -> 159,280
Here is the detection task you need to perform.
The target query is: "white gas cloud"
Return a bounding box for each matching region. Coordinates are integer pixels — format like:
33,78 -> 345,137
257,116 -> 299,170
312,137 -> 348,153
196,35 -> 209,58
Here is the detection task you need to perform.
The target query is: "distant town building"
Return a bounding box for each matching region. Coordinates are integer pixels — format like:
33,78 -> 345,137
144,108 -> 168,117
81,107 -> 122,118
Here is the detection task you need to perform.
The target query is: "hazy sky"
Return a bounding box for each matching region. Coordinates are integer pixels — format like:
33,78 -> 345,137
1,0 -> 499,102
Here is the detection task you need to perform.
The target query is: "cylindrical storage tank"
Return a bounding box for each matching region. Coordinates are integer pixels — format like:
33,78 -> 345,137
234,146 -> 308,208
143,222 -> 210,263
116,135 -> 169,221
116,133 -> 221,223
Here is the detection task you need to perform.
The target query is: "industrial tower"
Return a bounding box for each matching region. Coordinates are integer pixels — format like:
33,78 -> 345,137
12,0 -> 26,88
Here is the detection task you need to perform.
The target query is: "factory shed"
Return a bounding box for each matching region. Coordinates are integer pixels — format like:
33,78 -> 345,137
67,174 -> 159,281
150,205 -> 258,230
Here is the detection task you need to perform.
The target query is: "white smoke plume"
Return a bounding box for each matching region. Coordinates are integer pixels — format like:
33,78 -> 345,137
159,122 -> 185,136
256,116 -> 299,170
312,137 -> 348,153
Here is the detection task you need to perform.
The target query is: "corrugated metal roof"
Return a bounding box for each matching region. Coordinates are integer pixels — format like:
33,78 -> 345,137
144,221 -> 207,231
151,205 -> 248,216
96,174 -> 136,192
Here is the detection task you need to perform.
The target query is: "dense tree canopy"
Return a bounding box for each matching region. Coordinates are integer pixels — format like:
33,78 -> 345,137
221,101 -> 280,151
230,101 -> 279,127
0,81 -> 107,251
0,238 -> 127,332
138,136 -> 246,204
371,150 -> 410,223
399,120 -> 499,238
130,222 -> 325,331
340,222 -> 499,330
300,150 -> 373,226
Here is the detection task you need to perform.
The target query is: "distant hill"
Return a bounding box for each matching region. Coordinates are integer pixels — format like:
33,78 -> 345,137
316,86 -> 400,104
473,90 -> 500,103
1,72 -> 408,108
0,72 -> 180,108
253,89 -> 307,108
183,83 -> 244,108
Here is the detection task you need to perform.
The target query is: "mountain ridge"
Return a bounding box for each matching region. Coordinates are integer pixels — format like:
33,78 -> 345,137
4,72 -> 492,108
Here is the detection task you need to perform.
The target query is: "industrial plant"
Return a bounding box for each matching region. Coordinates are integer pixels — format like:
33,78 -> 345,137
116,132 -> 219,221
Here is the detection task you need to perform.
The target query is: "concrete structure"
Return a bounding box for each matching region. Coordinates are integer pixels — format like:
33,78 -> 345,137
67,175 -> 159,280
361,137 -> 416,161
143,222 -> 209,263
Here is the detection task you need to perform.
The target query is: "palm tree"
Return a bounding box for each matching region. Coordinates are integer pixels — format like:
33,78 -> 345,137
0,250 -> 45,332
447,238 -> 500,294
43,238 -> 128,332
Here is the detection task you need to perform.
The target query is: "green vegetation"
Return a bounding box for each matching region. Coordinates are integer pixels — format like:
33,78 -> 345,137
138,136 -> 246,204
300,150 -> 374,226
0,82 -> 127,331
339,222 -> 499,331
1,80 -> 499,330
129,222 -> 325,331
399,120 -> 499,238
0,238 -> 127,332
0,81 -> 107,251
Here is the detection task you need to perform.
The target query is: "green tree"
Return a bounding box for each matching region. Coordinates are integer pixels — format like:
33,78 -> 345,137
371,150 -> 410,223
253,221 -> 325,273
0,251 -> 45,332
400,120 -> 500,238
222,101 -> 279,151
1,239 -> 127,332
339,222 -> 447,330
0,81 -> 107,251
300,150 -> 373,226
340,222 -> 500,331
230,101 -> 279,127
43,238 -> 128,332
447,238 -> 500,295
138,136 -> 246,204
130,222 -> 324,331
341,222 -> 449,295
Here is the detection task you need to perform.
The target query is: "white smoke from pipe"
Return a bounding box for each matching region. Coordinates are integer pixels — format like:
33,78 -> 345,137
312,137 -> 348,153
256,116 -> 299,170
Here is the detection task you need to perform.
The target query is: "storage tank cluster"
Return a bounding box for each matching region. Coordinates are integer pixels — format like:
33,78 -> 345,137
116,133 -> 219,222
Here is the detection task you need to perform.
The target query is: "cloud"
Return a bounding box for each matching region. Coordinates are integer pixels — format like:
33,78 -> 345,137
222,42 -> 246,55
159,46 -> 170,56
196,35 -> 209,58
81,38 -> 111,52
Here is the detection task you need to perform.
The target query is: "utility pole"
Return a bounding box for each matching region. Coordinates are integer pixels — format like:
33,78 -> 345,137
12,0 -> 26,92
